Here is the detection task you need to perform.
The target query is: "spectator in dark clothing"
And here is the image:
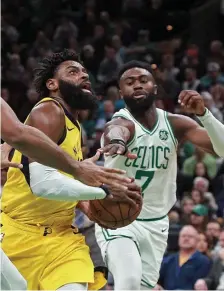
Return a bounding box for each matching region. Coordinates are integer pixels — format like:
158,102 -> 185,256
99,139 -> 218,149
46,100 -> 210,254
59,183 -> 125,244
157,225 -> 211,290
194,254 -> 224,290
195,229 -> 224,290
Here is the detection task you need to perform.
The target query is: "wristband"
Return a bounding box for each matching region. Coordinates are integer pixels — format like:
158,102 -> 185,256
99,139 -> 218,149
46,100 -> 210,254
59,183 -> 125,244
99,184 -> 111,196
196,108 -> 209,119
109,139 -> 128,155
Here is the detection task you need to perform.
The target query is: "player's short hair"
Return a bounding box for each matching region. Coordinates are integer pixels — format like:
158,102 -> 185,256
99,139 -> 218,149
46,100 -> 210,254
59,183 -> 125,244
33,49 -> 81,97
117,60 -> 154,80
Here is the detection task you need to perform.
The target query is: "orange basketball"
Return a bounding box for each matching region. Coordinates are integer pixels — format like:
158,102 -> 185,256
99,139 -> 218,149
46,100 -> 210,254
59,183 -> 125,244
89,198 -> 142,228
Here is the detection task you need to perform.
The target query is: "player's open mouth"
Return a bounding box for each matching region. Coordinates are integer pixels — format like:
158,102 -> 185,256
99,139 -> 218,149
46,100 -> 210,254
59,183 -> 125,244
81,82 -> 92,94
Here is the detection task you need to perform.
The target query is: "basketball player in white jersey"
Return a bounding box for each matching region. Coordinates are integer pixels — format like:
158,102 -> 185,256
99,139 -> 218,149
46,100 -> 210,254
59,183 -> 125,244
95,61 -> 224,290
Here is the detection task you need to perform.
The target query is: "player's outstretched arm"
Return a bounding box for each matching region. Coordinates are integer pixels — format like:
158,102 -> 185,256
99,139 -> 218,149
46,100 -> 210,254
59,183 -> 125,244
1,98 -> 131,189
99,117 -> 137,159
170,90 -> 224,157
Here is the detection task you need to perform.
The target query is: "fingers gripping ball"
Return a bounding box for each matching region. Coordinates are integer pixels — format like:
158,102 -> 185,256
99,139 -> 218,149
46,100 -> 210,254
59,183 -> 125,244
89,198 -> 142,229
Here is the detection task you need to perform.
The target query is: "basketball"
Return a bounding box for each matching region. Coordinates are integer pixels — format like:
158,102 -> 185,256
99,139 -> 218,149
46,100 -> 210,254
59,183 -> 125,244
89,198 -> 142,229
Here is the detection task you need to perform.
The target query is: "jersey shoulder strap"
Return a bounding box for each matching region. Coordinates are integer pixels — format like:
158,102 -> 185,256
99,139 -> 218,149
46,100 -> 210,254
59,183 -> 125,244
24,97 -> 64,124
112,108 -> 132,121
34,97 -> 63,109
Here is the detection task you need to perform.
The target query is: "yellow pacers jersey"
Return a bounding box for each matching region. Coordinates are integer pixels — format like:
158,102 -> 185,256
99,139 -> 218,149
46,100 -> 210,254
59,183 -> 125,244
1,97 -> 83,227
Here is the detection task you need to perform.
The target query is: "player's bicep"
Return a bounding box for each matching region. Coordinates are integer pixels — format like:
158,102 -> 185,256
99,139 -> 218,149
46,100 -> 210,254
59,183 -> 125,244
26,102 -> 65,144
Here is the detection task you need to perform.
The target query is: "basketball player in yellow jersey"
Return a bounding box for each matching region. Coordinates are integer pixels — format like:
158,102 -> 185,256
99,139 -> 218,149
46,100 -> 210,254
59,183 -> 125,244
1,50 -> 141,291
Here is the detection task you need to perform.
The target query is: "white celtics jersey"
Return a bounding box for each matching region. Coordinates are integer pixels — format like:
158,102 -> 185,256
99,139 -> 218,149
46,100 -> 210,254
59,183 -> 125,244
104,108 -> 178,220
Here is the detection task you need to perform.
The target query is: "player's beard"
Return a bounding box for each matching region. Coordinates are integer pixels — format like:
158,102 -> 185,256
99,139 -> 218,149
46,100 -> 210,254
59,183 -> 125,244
123,92 -> 156,114
58,79 -> 97,111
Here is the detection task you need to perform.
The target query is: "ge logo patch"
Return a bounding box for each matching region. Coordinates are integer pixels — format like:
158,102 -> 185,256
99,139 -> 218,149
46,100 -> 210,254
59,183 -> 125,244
159,129 -> 169,141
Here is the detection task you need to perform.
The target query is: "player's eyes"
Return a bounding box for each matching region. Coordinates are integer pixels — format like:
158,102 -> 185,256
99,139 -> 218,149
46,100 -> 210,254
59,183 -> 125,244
69,70 -> 76,75
141,77 -> 148,83
126,80 -> 133,85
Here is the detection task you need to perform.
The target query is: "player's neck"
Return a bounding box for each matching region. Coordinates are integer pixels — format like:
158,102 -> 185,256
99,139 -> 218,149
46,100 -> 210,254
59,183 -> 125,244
50,95 -> 79,120
130,105 -> 157,131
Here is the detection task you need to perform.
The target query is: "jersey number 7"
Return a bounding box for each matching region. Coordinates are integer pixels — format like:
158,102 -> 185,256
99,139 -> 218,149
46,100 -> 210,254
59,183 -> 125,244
135,170 -> 155,197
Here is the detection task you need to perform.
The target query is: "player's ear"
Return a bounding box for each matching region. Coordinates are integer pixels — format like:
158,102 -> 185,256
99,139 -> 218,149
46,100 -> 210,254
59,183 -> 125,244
46,79 -> 58,92
153,84 -> 158,95
119,90 -> 123,99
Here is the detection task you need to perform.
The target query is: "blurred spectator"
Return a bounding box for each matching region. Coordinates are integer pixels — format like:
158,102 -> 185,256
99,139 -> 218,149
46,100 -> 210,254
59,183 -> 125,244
160,54 -> 180,81
53,17 -> 78,51
105,85 -> 125,111
200,62 -> 224,90
2,16 -> 19,43
210,84 -> 224,113
181,44 -> 205,78
182,68 -> 200,91
206,221 -> 221,248
207,40 -> 224,70
97,46 -> 122,83
197,232 -> 212,257
19,88 -> 40,122
79,109 -> 96,139
157,225 -> 211,290
183,147 -> 217,179
193,177 -> 218,212
195,229 -> 224,290
190,204 -> 209,232
180,197 -> 195,225
5,54 -> 26,83
81,44 -> 99,77
111,35 -> 126,63
193,161 -> 210,181
201,91 -> 223,122
96,100 -> 115,130
191,189 -> 205,205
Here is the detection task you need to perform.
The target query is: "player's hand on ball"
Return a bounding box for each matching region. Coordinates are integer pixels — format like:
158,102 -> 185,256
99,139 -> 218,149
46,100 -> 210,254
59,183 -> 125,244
99,143 -> 137,159
77,151 -> 132,191
106,181 -> 142,208
178,90 -> 206,116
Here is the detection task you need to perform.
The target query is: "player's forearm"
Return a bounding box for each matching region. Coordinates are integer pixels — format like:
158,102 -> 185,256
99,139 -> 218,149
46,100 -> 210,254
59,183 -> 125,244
104,124 -> 131,145
197,109 -> 224,157
30,162 -> 106,201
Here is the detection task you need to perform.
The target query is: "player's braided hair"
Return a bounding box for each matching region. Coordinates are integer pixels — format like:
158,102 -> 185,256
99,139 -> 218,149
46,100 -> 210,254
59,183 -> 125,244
33,49 -> 81,97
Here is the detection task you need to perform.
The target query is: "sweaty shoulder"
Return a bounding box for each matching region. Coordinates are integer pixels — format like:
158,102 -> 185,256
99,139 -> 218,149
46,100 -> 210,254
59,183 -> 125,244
167,112 -> 199,143
26,100 -> 65,144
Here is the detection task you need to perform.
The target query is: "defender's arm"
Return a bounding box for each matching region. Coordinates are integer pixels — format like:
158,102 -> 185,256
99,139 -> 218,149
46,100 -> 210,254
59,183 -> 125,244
100,117 -> 137,159
169,112 -> 224,157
